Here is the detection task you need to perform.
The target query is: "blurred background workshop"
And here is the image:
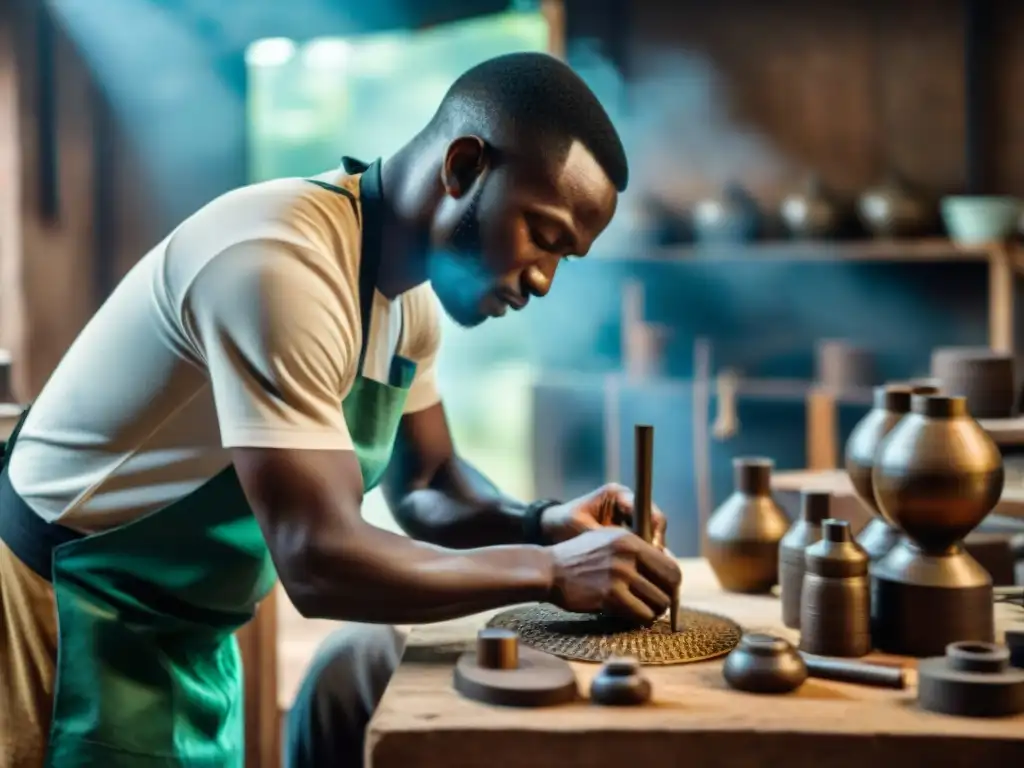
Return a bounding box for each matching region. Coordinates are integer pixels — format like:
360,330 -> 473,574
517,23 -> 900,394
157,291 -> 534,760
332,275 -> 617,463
2,1 -> 1024,766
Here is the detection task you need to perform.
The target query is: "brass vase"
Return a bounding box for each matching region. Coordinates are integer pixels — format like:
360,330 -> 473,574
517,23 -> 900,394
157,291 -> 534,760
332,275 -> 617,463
857,171 -> 935,238
871,394 -> 1004,656
706,458 -> 790,593
845,383 -> 939,561
779,174 -> 845,239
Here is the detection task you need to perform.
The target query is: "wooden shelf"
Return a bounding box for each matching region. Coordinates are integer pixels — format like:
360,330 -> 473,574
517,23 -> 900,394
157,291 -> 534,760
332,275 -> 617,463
536,371 -> 874,406
603,237 -> 1011,264
979,416 -> 1024,446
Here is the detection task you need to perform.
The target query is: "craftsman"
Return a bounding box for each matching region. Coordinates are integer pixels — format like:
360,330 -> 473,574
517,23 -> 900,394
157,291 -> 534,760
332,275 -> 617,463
0,53 -> 681,767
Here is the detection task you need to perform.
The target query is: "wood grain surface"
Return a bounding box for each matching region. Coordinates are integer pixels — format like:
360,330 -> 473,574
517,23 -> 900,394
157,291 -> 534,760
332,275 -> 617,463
368,559 -> 1024,768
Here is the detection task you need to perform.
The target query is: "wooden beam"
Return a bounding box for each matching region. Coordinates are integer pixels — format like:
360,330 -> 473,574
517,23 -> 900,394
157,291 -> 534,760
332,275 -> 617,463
238,587 -> 280,768
0,1 -> 26,400
805,386 -> 838,471
988,242 -> 1014,354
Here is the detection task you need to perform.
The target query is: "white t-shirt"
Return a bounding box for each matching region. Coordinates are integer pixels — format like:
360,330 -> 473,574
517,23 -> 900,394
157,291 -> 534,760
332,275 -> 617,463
8,165 -> 442,533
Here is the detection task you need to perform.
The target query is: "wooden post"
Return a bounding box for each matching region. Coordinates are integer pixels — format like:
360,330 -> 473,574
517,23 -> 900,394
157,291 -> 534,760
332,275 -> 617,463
806,386 -> 838,471
692,339 -> 712,554
542,0 -> 566,59
988,242 -> 1014,354
0,2 -> 26,399
239,586 -> 280,768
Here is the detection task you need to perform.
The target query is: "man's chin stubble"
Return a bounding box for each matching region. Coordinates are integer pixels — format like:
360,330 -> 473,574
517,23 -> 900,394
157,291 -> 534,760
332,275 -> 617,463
443,304 -> 489,329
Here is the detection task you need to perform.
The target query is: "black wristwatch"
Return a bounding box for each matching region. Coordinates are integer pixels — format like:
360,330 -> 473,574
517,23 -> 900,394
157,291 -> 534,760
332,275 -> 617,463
522,499 -> 562,545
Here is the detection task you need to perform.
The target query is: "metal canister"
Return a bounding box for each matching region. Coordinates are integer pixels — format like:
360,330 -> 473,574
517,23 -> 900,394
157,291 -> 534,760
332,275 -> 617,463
778,490 -> 829,629
799,519 -> 871,657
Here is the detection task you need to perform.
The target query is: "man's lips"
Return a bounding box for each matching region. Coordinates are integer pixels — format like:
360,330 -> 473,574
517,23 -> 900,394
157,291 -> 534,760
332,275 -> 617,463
495,288 -> 528,310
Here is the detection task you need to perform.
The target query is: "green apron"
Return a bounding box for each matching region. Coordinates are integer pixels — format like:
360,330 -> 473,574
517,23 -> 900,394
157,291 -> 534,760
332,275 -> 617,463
0,157 -> 414,766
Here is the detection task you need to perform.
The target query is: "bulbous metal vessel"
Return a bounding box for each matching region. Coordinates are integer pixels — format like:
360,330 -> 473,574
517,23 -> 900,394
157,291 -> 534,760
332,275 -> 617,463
706,458 -> 790,594
722,633 -> 808,694
845,383 -> 938,560
869,394 -> 1004,656
873,395 -> 1003,550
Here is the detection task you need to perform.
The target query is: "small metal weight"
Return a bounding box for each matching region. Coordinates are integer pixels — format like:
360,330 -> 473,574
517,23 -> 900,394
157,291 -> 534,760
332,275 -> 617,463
918,641 -> 1024,718
589,656 -> 652,706
722,633 -> 808,695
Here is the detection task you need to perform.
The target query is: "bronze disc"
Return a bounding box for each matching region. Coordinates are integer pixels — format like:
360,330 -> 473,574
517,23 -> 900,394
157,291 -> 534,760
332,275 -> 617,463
453,646 -> 579,707
487,604 -> 742,665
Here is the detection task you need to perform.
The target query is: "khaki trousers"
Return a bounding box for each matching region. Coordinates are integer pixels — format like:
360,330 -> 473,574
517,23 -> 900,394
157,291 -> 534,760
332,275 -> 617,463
0,539 -> 58,767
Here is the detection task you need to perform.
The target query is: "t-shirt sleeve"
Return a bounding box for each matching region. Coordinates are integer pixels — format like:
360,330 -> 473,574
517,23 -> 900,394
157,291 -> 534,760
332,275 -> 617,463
182,239 -> 358,450
401,285 -> 443,415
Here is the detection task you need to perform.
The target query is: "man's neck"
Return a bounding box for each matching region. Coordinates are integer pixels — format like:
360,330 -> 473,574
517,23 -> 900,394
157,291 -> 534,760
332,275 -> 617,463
376,140 -> 444,299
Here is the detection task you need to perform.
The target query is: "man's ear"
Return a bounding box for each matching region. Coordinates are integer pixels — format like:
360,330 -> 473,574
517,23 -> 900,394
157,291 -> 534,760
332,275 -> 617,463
441,136 -> 487,199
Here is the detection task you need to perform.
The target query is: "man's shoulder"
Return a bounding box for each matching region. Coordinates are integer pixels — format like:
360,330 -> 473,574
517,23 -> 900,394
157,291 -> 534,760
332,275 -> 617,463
165,174 -> 363,311
179,172 -> 361,257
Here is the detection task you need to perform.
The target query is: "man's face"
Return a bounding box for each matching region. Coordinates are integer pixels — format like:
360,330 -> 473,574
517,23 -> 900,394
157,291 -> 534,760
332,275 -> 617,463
427,139 -> 618,328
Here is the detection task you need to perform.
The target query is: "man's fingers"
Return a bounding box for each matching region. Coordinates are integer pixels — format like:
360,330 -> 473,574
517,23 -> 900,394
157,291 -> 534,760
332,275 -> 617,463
626,570 -> 672,615
606,581 -> 657,625
651,504 -> 667,549
608,487 -> 634,527
610,488 -> 667,537
634,540 -> 683,594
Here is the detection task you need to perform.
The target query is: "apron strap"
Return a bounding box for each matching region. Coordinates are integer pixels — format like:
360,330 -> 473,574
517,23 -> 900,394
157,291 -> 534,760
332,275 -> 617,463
355,159 -> 385,373
304,157 -> 385,375
0,405 -> 31,471
0,405 -> 85,581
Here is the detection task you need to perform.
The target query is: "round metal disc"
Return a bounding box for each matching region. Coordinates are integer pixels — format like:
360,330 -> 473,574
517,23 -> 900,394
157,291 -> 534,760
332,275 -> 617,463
453,646 -> 579,707
487,604 -> 742,665
918,654 -> 1024,718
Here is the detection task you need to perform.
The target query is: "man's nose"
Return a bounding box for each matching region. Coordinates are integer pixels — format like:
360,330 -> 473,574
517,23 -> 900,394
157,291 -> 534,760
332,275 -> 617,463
523,256 -> 559,298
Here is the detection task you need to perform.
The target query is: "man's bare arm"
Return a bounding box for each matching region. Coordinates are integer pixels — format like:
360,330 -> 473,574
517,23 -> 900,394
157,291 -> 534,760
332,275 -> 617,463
379,403 -> 536,548
234,446 -> 553,624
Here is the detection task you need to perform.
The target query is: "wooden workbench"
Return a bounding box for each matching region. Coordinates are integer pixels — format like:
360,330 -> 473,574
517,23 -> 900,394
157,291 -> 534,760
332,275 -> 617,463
367,559 -> 1024,768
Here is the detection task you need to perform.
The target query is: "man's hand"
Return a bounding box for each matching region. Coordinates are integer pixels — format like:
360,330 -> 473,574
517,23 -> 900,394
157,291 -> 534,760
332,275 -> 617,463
540,483 -> 667,548
548,527 -> 681,624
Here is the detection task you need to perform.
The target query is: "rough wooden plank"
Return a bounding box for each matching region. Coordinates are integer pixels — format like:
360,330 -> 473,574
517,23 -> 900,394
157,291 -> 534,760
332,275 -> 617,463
239,589 -> 281,768
368,559 -> 1024,768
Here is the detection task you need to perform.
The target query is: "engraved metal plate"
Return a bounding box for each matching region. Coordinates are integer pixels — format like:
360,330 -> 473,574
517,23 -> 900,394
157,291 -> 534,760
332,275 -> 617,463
487,604 -> 743,665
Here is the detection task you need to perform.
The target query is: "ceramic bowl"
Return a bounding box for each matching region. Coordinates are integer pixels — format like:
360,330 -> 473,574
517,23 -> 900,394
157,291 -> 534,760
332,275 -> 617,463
941,195 -> 1022,244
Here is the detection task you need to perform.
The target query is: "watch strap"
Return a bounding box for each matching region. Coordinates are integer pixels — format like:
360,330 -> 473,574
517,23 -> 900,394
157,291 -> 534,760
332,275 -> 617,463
522,499 -> 562,545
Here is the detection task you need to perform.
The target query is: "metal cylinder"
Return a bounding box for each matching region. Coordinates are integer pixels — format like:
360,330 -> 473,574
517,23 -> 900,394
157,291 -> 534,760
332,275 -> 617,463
801,654 -> 907,689
778,491 -> 829,629
476,628 -> 519,670
633,425 -> 654,543
799,520 -> 871,657
733,457 -> 772,496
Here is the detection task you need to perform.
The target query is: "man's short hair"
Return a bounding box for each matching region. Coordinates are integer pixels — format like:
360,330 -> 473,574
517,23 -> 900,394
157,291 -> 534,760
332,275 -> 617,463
434,52 -> 629,192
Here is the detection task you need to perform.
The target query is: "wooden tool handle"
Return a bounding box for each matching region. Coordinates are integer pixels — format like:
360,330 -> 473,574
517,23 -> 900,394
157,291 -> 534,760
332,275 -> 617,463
633,424 -> 654,543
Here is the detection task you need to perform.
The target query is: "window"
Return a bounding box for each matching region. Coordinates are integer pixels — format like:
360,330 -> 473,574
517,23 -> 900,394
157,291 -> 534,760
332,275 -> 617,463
247,9 -> 553,527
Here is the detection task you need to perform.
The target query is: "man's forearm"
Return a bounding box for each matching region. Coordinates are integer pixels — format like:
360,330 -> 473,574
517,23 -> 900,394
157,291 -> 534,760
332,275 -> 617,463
388,457 -> 533,548
291,520 -> 555,624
